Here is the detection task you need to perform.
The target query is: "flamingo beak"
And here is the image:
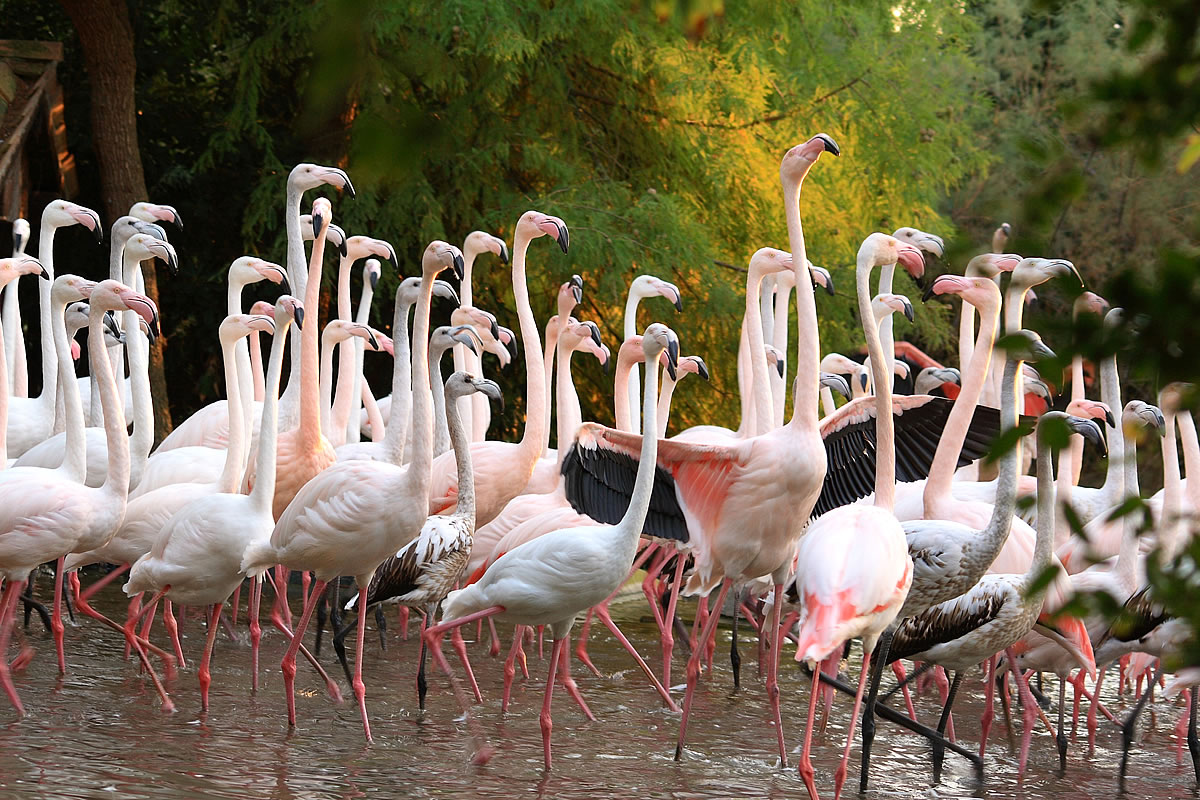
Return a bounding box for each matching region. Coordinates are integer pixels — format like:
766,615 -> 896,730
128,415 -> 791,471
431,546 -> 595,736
816,133 -> 840,156
694,357 -> 710,381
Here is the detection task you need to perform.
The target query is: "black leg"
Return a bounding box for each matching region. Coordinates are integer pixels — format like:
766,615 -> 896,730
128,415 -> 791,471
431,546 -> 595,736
332,615 -> 356,686
1056,678 -> 1068,771
314,586 -> 328,655
417,604 -> 435,709
19,580 -> 51,633
816,665 -> 984,784
1120,663 -> 1163,789
860,628 -> 893,792
932,671 -> 963,782
375,604 -> 387,651
328,579 -> 344,641
730,588 -> 741,689
1028,681 -> 1052,710
1188,688 -> 1199,784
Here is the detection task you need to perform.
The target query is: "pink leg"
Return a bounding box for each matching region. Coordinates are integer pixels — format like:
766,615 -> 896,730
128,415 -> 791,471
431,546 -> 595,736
264,573 -> 341,703
766,583 -> 788,767
575,609 -> 601,678
77,562 -> 130,604
487,617 -> 501,658
451,627 -> 483,703
51,557 -> 66,675
0,581 -> 26,717
674,580 -> 731,760
1118,655 -> 1129,695
502,625 -> 523,712
199,603 -> 223,712
558,632 -> 595,721
230,583 -> 241,628
399,606 -> 410,641
1176,690 -> 1191,764
249,577 -> 262,692
69,575 -> 175,674
817,651 -> 839,735
422,610 -> 497,765
1006,647 -> 1038,775
300,570 -> 311,609
980,656 -> 996,757
352,581 -> 373,742
661,553 -> 686,687
280,579 -> 328,727
798,659 -> 821,799
640,546 -> 668,634
518,627 -> 530,678
891,661 -> 918,721
273,566 -> 293,628
541,638 -> 565,771
833,650 -> 872,800
124,595 -> 141,661
538,625 -> 544,660
163,601 -> 186,669
594,604 -> 679,710
933,666 -> 955,742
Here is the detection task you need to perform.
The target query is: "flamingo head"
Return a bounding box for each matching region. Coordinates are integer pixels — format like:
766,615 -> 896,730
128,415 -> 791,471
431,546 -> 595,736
921,274 -> 1002,315
276,294 -> 304,331
422,240 -> 465,281
0,256 -> 48,287
44,200 -> 103,243
363,259 -> 382,292
463,231 -> 509,264
631,274 -> 683,311
517,211 -> 569,254
965,252 -> 1021,279
558,274 -> 584,315
129,202 -> 183,230
346,236 -> 398,273
808,263 -> 835,296
781,133 -> 840,183
892,227 -> 945,259
1000,329 -> 1056,367
452,305 -> 500,343
872,292 -> 915,324
12,219 -> 30,254
219,313 -> 276,345
445,371 -> 504,410
1012,257 -> 1083,291
750,248 -> 795,281
914,366 -> 961,396
1073,291 -> 1109,318
1064,399 -> 1115,429
680,355 -> 710,381
309,197 -> 333,241
124,233 -> 179,276
289,163 -> 355,197
642,322 -> 679,381
300,215 -> 347,256
992,222 -> 1012,251
819,352 -> 861,377
51,274 -> 98,306
1040,411 -> 1107,459
90,279 -> 160,339
230,256 -> 288,292
820,371 -> 851,400
764,344 -> 786,379
1123,400 -> 1166,441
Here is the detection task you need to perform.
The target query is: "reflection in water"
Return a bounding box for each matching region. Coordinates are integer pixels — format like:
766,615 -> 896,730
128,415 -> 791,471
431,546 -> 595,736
0,582 -> 1194,799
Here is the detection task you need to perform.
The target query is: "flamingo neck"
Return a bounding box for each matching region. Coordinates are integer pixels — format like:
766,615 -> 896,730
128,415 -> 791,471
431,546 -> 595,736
1157,406 -> 1182,563
734,325 -> 752,436
51,292 -> 87,481
1178,410 -> 1200,516
280,180 -> 305,424
445,384 -> 476,520
555,339 -> 583,463
619,344 -> 663,550
857,253 -> 894,509
771,280 -> 792,428
782,181 -> 819,428
924,298 -> 1000,511
542,318 -> 560,455
510,232 -> 547,475
613,342 -> 642,433
0,287 -> 8,454
431,343 -> 452,457
958,295 -> 976,373
249,331 -> 265,402
35,223 -> 58,408
1027,428 -> 1056,586
344,278 -> 376,446
249,319 -> 290,512
382,296 -> 415,465
1115,434 -> 1142,590
1099,354 -> 1125,502
982,356 -> 1020,555
319,330 -> 337,434
405,268 -> 438,489
657,372 -> 679,438
744,264 -> 774,437
819,385 -> 834,419
90,310 -> 130,497
216,335 -> 246,493
624,290 -> 643,435
330,252 -> 356,445
876,263 -> 897,378
1069,355 -> 1086,485
297,225 -> 327,449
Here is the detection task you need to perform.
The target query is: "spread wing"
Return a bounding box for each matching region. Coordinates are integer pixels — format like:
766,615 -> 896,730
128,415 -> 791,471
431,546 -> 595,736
889,582 -> 1009,663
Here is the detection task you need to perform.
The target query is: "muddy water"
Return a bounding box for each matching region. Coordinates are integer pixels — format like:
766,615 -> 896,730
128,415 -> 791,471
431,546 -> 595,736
0,580 -> 1194,799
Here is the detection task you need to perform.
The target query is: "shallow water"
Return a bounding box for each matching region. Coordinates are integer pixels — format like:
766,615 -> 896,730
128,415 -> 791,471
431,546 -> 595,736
0,579 -> 1195,799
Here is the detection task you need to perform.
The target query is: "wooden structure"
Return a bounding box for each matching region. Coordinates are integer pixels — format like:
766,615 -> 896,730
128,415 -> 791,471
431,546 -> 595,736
0,40 -> 78,221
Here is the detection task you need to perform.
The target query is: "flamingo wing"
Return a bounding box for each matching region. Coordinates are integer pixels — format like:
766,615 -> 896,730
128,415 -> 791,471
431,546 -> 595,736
888,581 -> 1009,663
814,395 -> 1006,517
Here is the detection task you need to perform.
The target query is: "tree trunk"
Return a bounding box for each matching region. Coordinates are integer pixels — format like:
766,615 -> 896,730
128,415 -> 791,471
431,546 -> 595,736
59,0 -> 173,440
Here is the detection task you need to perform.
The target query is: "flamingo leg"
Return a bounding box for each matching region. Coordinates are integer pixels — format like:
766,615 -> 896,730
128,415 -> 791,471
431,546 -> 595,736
574,609 -> 601,678
422,607 -> 497,766
487,617 -> 501,658
123,594 -> 141,661
502,625 -> 523,712
162,601 -> 186,669
0,581 -> 26,717
674,579 -> 731,761
1006,646 -> 1040,775
399,605 -> 410,641
451,626 -> 483,703
1056,677 -> 1068,770
69,575 -> 175,673
416,608 -> 431,710
594,604 -> 679,711
859,628 -> 893,792
1188,686 -> 1199,783
351,581 -> 373,742
230,583 -> 241,629
639,546 -> 667,635
798,659 -> 821,800
199,603 -> 224,712
730,588 -> 741,689
540,638 -> 565,771
833,650 -> 872,800
518,626 -> 530,678
51,557 -> 66,675
660,553 -> 686,688
249,577 -> 261,692
280,578 -> 329,727
1120,663 -> 1164,788
766,583 -> 788,768
980,655 -> 996,757
557,632 -> 595,721
932,670 -> 963,783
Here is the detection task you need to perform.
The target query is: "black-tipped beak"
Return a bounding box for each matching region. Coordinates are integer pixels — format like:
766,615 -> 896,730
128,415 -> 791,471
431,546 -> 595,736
1031,340 -> 1056,362
775,358 -> 786,379
293,306 -> 304,331
13,233 -> 25,253
170,209 -> 183,230
588,322 -> 602,350
1152,406 -> 1166,434
279,274 -> 291,295
452,252 -> 465,281
1104,409 -> 1116,428
499,242 -> 510,264
91,212 -> 104,244
555,223 -> 569,253
339,172 -> 356,198
817,133 -> 841,156
666,337 -> 679,381
1001,223 -> 1012,236
601,352 -> 611,373
337,237 -> 348,259
1070,418 -> 1108,458
312,211 -> 326,238
673,292 -> 684,313
369,270 -> 379,290
163,249 -> 179,276
901,299 -> 915,323
37,263 -> 49,280
489,319 -> 500,341
859,372 -> 869,391
694,357 -> 710,381
386,248 -> 398,273
921,282 -> 937,303
463,337 -> 479,356
571,283 -> 582,305
103,310 -> 120,339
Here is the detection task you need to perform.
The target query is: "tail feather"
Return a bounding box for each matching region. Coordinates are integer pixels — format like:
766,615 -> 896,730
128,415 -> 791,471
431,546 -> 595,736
240,538 -> 277,579
794,592 -> 855,664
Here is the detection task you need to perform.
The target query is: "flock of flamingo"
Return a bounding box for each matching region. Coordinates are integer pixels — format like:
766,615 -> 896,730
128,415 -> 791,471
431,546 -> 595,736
0,133 -> 1195,797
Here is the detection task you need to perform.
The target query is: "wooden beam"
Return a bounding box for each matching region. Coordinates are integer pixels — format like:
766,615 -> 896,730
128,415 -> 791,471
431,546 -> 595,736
0,40 -> 64,62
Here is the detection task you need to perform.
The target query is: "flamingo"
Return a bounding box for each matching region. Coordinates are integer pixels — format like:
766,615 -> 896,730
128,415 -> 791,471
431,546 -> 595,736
0,258 -> 48,455
424,211 -> 569,526
455,231 -> 509,442
6,200 -> 102,458
423,323 -> 681,770
344,257 -> 386,445
241,239 -> 465,742
656,355 -> 710,437
429,326 -> 487,458
624,274 -> 683,435
888,410 -> 1106,777
335,371 -> 502,708
2,220 -> 31,398
0,278 -> 158,710
319,320 -> 380,437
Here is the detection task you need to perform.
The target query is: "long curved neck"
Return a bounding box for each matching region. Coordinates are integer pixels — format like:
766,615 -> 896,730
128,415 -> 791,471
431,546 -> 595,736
744,265 -> 774,437
446,386 -> 475,520
405,270 -> 438,490
819,386 -> 835,419
345,278 -> 375,445
1099,354 -> 1125,500
249,321 -> 290,512
35,224 -> 58,405
924,298 -> 1000,509
1178,410 -> 1200,517
331,253 -> 355,444
1003,281 -> 1029,399
382,297 -> 414,465
771,281 -> 792,428
511,233 -> 546,468
0,292 -> 8,454
783,181 -> 819,428
216,336 -> 246,493
1,277 -> 20,398
1157,407 -> 1182,562
52,295 -> 87,481
319,331 -> 337,434
1027,433 -> 1056,585
431,344 -> 451,457
619,346 -> 662,547
556,344 -> 583,463
877,264 -> 897,378
624,291 -> 642,435
461,250 -> 476,308
124,323 -> 153,486
543,318 -> 560,455
249,331 -> 265,402
297,226 -> 327,448
1054,438 -> 1075,548
982,357 -> 1020,553
857,255 -> 895,509
735,325 -> 753,435
280,180 -> 305,422
1114,431 -> 1142,590
90,311 -> 130,496
958,297 -> 976,373
613,345 -> 640,433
